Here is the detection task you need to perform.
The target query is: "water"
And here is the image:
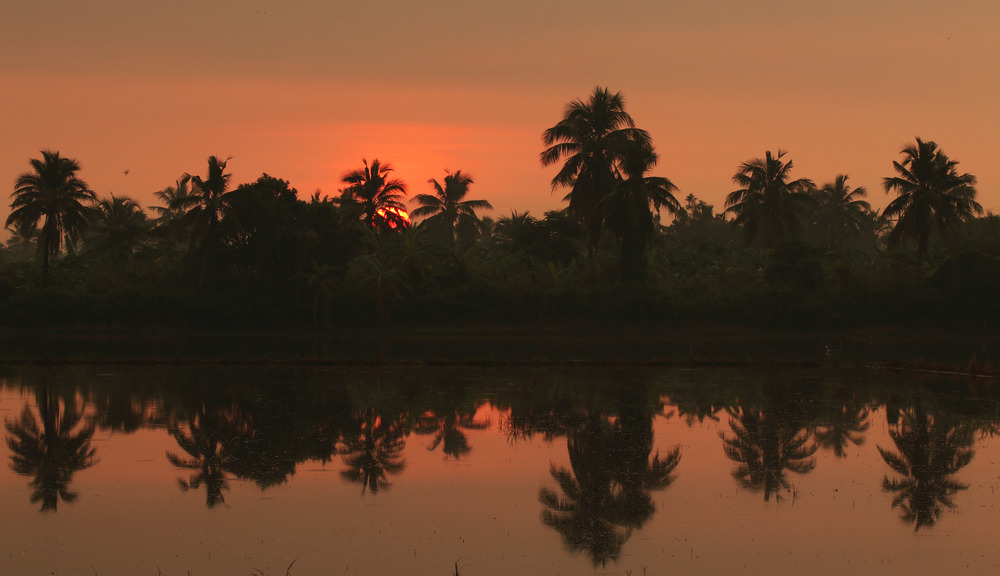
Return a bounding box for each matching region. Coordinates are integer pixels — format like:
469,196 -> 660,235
1,365 -> 998,575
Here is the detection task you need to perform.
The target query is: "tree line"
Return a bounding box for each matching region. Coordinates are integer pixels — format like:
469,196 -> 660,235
3,86 -> 997,329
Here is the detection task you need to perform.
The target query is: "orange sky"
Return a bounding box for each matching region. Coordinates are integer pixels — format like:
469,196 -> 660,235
2,0 -> 999,235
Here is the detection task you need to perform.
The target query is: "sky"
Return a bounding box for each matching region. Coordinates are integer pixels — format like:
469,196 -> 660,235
2,0 -> 999,235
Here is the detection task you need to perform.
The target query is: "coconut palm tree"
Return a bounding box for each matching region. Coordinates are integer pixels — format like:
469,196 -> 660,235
812,175 -> 875,247
151,174 -> 192,223
725,150 -> 815,249
883,138 -> 981,262
411,170 -> 492,247
85,194 -> 152,260
541,87 -> 652,247
6,150 -> 95,284
170,156 -> 237,285
340,159 -> 408,233
603,147 -> 681,283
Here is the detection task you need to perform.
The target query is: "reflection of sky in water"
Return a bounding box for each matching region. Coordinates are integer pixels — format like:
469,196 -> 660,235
0,368 -> 998,575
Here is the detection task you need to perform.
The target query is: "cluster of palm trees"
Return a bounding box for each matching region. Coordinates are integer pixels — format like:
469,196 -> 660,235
1,87 -> 992,327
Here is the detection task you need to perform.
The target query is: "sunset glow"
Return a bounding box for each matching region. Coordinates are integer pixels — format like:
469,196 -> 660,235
376,207 -> 411,230
2,1 -> 998,233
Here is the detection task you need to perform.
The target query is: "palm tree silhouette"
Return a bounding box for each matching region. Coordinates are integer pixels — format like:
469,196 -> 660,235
85,194 -> 152,260
5,386 -> 98,512
411,169 -> 493,247
6,150 -> 95,284
152,174 -> 193,223
602,146 -> 681,283
812,175 -> 875,247
878,406 -> 974,530
339,409 -> 406,495
170,156 -> 237,285
883,137 -> 981,262
725,150 -> 815,249
541,87 -> 652,248
721,406 -> 817,501
340,159 -> 408,234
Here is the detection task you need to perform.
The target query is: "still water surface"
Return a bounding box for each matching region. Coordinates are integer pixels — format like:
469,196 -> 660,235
1,365 -> 999,575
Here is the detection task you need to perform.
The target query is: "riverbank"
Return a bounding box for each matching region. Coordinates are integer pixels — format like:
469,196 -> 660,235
1,325 -> 997,373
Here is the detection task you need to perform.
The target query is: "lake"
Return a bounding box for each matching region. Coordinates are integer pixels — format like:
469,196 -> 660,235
1,364 -> 998,575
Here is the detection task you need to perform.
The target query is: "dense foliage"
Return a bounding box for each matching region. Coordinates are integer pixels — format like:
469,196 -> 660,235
2,90 -> 995,330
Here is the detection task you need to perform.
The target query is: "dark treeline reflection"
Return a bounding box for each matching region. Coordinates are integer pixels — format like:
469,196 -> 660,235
3,367 -> 1000,542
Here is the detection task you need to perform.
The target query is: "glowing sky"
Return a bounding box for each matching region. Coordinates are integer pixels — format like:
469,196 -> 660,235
2,0 -> 998,231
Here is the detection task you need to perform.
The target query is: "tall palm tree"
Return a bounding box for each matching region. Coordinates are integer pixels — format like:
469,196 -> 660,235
812,175 -> 874,246
541,87 -> 652,247
340,159 -> 408,233
603,147 -> 681,283
170,156 -> 236,285
883,137 -> 981,262
725,150 -> 815,249
6,150 -> 95,284
411,170 -> 493,247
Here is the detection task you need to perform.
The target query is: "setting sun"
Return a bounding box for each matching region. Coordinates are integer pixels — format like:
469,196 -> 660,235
376,206 -> 411,230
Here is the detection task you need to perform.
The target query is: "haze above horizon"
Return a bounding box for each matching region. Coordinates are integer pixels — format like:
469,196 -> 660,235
2,0 -> 998,232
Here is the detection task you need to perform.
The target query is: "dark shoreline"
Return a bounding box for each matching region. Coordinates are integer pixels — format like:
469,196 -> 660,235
1,326 -> 997,375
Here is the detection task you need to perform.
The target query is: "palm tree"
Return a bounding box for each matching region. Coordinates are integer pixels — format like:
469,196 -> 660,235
151,174 -> 192,223
85,194 -> 152,260
6,150 -> 95,284
494,210 -> 538,248
541,87 -> 652,247
411,170 -> 493,247
883,137 -> 981,262
725,150 -> 815,249
603,147 -> 681,283
812,175 -> 875,247
171,156 -> 237,285
340,159 -> 408,233
150,175 -> 194,257
5,386 -> 98,512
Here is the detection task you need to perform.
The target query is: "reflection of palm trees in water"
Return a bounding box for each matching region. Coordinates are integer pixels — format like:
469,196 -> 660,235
4,386 -> 98,512
878,406 -> 974,531
815,401 -> 870,458
539,401 -> 681,567
721,407 -> 817,501
340,409 -> 406,495
414,404 -> 489,459
166,408 -> 246,508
